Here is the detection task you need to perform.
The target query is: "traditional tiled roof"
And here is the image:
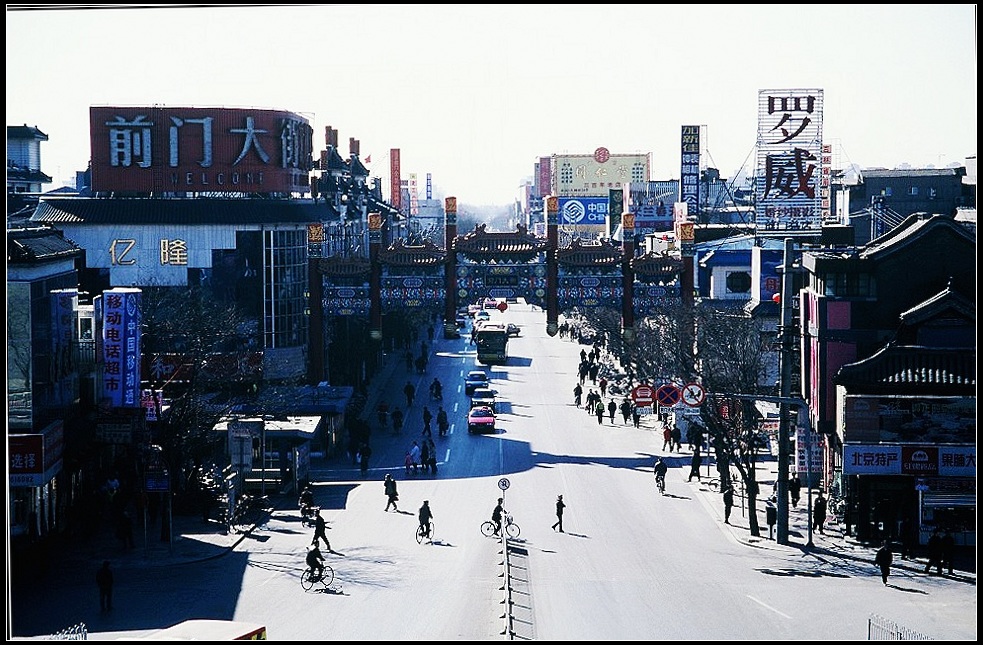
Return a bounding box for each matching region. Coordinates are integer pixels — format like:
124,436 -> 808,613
31,196 -> 327,225
899,284 -> 975,326
834,345 -> 976,395
378,238 -> 446,267
7,167 -> 52,183
631,253 -> 683,280
555,237 -> 623,267
455,223 -> 547,262
7,225 -> 81,263
7,124 -> 48,140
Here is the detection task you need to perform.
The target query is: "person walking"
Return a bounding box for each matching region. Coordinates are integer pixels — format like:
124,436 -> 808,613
311,508 -> 331,551
607,398 -> 617,424
620,397 -> 632,424
409,440 -> 422,475
788,473 -> 802,508
899,515 -> 917,560
420,440 -> 431,475
391,407 -> 404,435
359,442 -> 372,478
384,474 -> 399,512
436,406 -> 449,437
875,540 -> 893,585
662,423 -> 672,451
687,448 -> 703,482
96,560 -> 113,612
573,382 -> 583,407
598,377 -> 608,398
632,403 -> 641,428
812,491 -> 828,535
924,529 -> 943,575
722,486 -> 735,524
595,400 -> 605,425
422,406 -> 433,437
670,425 -> 682,452
940,529 -> 956,574
403,381 -> 415,408
551,495 -> 566,532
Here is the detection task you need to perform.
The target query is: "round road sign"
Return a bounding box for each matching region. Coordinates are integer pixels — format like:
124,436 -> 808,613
631,384 -> 655,406
681,383 -> 706,407
498,477 -> 511,491
655,384 -> 682,407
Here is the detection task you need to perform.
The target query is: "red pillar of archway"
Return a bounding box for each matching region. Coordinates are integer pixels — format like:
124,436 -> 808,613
545,196 -> 559,336
369,212 -> 383,339
443,197 -> 458,338
621,212 -> 635,335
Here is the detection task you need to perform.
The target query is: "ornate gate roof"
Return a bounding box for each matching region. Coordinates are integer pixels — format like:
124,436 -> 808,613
631,252 -> 684,282
378,238 -> 446,267
315,256 -> 371,278
555,238 -> 623,268
455,223 -> 547,262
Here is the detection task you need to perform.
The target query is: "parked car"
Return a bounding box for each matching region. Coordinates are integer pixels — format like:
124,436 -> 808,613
483,297 -> 500,309
506,323 -> 520,337
470,386 -> 496,412
464,370 -> 489,394
474,310 -> 491,323
467,405 -> 496,434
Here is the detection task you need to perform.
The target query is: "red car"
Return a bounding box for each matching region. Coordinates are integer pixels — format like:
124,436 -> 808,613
467,405 -> 496,434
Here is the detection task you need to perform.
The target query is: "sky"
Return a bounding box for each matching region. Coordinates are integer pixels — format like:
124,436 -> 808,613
6,4 -> 978,207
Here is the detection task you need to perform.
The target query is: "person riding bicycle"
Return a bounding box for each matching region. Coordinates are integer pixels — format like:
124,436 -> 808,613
298,486 -> 315,520
305,544 -> 325,580
491,498 -> 504,535
653,457 -> 668,492
418,500 -> 434,538
429,377 -> 443,401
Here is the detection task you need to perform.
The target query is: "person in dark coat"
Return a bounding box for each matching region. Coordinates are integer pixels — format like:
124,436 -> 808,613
96,560 -> 113,611
722,486 -> 735,524
359,442 -> 371,478
940,530 -> 956,574
311,508 -> 331,551
788,473 -> 802,508
551,495 -> 566,532
670,426 -> 682,452
688,448 -> 702,482
812,491 -> 828,535
384,473 -> 399,512
595,400 -> 605,425
607,399 -> 617,423
875,540 -> 893,585
924,529 -> 944,575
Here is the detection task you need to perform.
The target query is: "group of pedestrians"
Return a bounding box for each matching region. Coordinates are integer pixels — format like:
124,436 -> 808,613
404,438 -> 438,476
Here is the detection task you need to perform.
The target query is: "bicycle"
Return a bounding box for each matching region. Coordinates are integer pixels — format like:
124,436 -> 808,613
416,521 -> 435,544
300,565 -> 335,591
481,513 -> 520,539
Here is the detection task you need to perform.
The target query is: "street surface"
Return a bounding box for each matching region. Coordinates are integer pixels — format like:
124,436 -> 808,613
9,305 -> 977,640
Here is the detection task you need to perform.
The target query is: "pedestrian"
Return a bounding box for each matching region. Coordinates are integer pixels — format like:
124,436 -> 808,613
551,494 -> 566,532
687,448 -> 702,482
632,404 -> 641,428
899,515 -> 917,560
620,397 -> 632,424
436,406 -> 449,436
607,398 -> 617,424
384,473 -> 399,512
115,510 -> 135,550
670,425 -> 682,452
311,508 -> 331,551
812,491 -> 828,535
405,350 -> 413,371
409,440 -> 422,475
420,440 -> 430,475
788,473 -> 802,508
403,381 -> 415,407
96,560 -> 113,611
573,382 -> 583,407
662,424 -> 672,451
595,400 -> 605,425
924,529 -> 943,575
391,407 -> 404,434
404,451 -> 413,477
422,406 -> 433,436
359,442 -> 372,478
940,529 -> 955,574
875,540 -> 893,585
598,377 -> 608,398
426,438 -> 438,474
722,486 -> 735,524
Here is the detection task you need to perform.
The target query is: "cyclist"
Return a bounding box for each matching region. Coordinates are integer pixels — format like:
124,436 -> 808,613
429,377 -> 443,401
298,486 -> 315,522
491,498 -> 504,535
305,544 -> 325,580
418,500 -> 434,540
653,457 -> 668,494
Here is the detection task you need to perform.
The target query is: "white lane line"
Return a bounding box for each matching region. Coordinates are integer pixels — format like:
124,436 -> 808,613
747,595 -> 793,619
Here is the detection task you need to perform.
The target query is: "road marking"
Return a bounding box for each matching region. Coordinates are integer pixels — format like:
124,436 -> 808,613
747,595 -> 792,619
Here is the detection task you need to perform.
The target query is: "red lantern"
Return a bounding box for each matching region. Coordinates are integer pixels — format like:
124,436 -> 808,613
772,293 -> 781,304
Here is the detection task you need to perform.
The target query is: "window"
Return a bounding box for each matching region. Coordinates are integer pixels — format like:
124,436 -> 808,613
909,186 -> 919,196
725,271 -> 752,294
822,272 -> 875,298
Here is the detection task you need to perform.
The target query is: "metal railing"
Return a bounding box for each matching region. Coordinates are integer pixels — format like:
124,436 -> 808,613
868,614 -> 933,640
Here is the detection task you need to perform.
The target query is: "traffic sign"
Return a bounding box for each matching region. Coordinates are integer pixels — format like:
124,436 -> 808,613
631,384 -> 655,406
498,477 -> 511,491
681,382 -> 706,407
655,384 -> 681,407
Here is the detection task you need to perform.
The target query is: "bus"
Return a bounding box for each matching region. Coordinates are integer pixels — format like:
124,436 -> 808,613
474,321 -> 509,365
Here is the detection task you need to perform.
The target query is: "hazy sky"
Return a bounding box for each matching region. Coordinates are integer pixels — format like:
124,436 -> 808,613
6,4 -> 977,206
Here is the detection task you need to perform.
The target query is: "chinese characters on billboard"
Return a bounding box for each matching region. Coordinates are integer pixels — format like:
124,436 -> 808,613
754,89 -> 824,232
90,106 -> 313,194
102,288 -> 142,408
680,125 -> 701,214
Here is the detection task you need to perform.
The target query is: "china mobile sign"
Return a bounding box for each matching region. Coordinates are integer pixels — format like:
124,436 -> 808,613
102,288 -> 142,408
754,89 -> 826,232
90,106 -> 313,194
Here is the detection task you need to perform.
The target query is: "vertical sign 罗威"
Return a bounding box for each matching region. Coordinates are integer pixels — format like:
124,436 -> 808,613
755,89 -> 824,232
102,288 -> 142,408
390,148 -> 402,211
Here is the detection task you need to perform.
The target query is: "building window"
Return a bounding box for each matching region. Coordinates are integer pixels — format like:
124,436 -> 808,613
822,272 -> 875,298
909,186 -> 919,196
928,187 -> 937,199
882,187 -> 892,197
725,271 -> 752,294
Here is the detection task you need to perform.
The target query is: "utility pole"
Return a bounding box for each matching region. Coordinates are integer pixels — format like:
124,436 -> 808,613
775,237 -> 797,545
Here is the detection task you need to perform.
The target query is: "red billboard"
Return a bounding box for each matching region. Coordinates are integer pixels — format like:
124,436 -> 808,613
90,106 -> 313,194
